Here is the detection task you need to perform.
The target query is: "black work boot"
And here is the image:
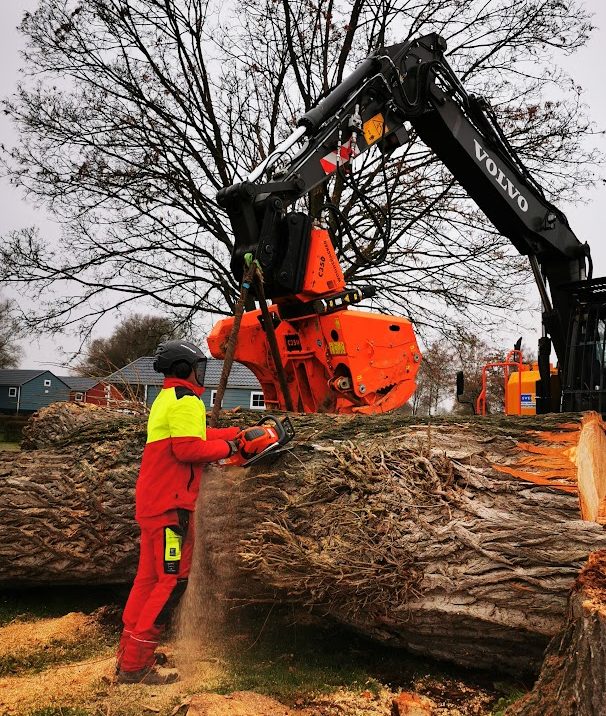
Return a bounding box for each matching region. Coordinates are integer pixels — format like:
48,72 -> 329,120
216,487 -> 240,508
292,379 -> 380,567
116,665 -> 179,685
115,651 -> 171,676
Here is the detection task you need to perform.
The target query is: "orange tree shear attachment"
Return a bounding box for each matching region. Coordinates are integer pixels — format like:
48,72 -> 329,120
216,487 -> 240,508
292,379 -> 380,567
208,227 -> 422,415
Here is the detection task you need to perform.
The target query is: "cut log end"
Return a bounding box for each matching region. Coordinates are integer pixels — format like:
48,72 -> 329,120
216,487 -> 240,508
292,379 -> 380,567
576,413 -> 606,523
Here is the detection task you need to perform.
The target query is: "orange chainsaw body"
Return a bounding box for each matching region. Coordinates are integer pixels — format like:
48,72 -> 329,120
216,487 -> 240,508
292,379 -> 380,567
208,228 -> 422,414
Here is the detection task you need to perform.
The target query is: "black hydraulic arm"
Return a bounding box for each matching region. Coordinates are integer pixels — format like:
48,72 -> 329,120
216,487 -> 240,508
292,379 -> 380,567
217,32 -> 591,368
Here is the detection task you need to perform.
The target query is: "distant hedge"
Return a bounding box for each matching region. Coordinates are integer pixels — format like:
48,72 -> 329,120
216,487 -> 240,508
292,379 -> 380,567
0,415 -> 28,442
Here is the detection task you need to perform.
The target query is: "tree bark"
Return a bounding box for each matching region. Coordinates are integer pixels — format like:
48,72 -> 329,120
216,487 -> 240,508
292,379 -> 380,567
2,403 -> 606,674
506,550 -> 606,715
0,404 -> 144,585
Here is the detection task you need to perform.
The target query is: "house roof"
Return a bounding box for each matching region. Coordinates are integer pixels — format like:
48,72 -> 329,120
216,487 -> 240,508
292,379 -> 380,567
106,357 -> 163,386
0,369 -> 49,386
204,359 -> 261,390
106,356 -> 261,390
57,376 -> 100,391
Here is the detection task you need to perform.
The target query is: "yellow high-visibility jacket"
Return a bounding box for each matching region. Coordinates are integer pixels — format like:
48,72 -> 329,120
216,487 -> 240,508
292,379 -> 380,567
135,378 -> 239,520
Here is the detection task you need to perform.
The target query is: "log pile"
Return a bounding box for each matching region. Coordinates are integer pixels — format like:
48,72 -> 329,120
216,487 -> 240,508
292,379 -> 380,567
1,403 -> 606,676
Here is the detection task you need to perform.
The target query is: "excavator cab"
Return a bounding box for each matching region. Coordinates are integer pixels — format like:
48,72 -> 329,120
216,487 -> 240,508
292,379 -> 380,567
562,280 -> 606,413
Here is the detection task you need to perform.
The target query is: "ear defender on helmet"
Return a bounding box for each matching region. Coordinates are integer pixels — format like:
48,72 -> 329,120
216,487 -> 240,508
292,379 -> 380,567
171,360 -> 192,380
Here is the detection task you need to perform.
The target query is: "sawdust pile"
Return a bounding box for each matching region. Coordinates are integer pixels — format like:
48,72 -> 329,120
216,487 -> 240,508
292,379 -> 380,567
0,612 -> 96,660
186,688 -> 399,715
0,611 -> 113,715
187,690 -> 298,715
185,685 -> 499,716
0,608 -> 225,716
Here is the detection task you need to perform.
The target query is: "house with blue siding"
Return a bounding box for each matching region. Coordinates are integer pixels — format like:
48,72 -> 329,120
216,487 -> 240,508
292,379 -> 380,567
106,357 -> 265,410
0,370 -> 70,414
202,360 -> 266,411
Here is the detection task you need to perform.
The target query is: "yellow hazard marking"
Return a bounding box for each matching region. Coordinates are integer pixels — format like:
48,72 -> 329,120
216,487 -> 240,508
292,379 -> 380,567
164,528 -> 182,562
363,113 -> 388,145
329,341 -> 347,355
334,318 -> 341,329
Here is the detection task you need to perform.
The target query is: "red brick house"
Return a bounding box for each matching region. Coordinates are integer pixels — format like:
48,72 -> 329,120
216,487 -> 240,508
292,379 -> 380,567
59,376 -> 126,406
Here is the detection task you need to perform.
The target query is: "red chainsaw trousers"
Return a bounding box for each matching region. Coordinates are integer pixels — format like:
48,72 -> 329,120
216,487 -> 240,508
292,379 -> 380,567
117,510 -> 194,672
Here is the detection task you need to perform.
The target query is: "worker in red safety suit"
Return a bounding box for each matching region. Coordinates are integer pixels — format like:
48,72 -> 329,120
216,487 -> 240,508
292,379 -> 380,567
115,340 -> 244,685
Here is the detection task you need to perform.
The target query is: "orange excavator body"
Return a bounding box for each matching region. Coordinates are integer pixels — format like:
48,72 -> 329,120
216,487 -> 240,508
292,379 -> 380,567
475,348 -> 559,416
208,228 -> 422,414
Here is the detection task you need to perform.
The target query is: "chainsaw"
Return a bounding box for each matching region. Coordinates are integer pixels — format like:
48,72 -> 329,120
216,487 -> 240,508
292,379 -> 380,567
223,415 -> 295,467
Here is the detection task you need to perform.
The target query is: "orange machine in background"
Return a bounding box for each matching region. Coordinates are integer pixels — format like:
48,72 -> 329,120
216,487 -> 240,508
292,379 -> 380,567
208,227 -> 422,414
476,348 -> 558,416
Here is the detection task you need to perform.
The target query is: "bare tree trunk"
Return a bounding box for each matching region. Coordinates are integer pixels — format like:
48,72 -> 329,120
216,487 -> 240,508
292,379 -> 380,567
1,403 -> 606,675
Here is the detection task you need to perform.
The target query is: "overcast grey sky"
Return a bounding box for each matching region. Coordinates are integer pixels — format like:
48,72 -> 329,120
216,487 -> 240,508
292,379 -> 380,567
0,0 -> 605,371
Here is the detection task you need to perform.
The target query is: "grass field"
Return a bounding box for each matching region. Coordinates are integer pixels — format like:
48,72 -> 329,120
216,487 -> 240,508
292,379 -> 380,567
0,441 -> 20,451
0,587 -> 528,716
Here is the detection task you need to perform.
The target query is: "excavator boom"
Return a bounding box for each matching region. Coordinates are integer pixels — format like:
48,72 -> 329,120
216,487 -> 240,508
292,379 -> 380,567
210,33 -> 601,415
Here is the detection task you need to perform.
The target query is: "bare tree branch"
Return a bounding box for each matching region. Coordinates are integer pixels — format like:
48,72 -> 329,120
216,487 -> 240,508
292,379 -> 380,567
0,0 -> 601,343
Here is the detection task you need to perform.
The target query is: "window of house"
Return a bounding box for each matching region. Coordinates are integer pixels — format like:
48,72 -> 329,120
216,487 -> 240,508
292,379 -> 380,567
43,379 -> 51,387
8,387 -> 17,398
210,390 -> 217,407
250,391 -> 265,410
74,392 -> 84,402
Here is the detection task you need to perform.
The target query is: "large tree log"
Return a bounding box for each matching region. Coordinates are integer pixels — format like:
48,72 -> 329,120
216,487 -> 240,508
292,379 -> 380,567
2,403 -> 606,674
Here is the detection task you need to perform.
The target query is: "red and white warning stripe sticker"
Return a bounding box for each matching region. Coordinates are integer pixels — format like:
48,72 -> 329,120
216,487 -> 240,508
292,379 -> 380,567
320,139 -> 358,174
